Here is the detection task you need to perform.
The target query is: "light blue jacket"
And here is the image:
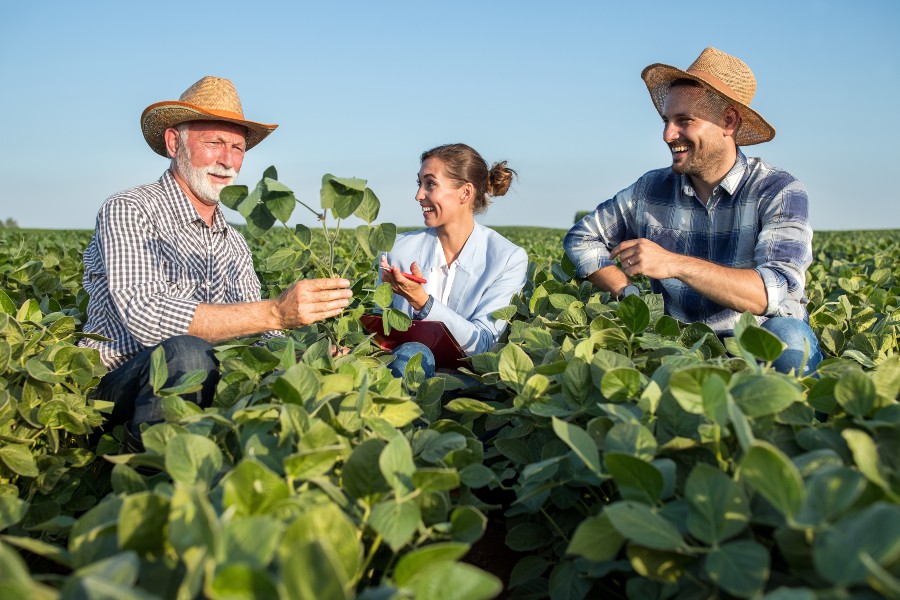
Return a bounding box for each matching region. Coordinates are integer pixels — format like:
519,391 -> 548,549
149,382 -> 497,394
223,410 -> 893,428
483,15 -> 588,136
381,223 -> 528,356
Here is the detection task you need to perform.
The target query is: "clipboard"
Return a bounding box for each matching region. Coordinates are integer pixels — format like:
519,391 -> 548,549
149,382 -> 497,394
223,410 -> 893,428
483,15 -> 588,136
360,313 -> 467,370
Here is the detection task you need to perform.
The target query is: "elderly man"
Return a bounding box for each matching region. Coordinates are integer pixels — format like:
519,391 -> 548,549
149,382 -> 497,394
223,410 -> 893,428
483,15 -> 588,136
565,48 -> 822,376
81,76 -> 352,445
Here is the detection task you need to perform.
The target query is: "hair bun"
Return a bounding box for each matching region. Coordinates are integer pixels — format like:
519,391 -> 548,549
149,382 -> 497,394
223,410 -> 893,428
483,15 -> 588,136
487,161 -> 516,197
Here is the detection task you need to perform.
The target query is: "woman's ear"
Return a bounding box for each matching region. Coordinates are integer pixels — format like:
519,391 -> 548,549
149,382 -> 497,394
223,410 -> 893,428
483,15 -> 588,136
460,182 -> 474,204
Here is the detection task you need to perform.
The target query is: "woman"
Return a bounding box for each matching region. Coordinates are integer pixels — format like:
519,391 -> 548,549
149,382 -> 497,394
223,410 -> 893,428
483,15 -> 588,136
380,143 -> 528,378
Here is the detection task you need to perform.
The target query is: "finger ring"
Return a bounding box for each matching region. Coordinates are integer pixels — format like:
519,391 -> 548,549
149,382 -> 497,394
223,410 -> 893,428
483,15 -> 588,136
627,259 -> 632,267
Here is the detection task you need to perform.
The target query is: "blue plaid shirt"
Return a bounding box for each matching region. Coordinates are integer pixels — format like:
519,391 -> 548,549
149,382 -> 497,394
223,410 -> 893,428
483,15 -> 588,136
564,150 -> 812,334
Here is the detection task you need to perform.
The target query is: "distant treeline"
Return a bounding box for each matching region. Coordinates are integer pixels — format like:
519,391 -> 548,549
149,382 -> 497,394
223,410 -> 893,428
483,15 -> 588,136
0,217 -> 19,229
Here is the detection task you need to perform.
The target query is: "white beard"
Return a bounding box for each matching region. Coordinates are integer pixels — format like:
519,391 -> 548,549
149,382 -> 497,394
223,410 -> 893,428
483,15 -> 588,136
174,143 -> 238,205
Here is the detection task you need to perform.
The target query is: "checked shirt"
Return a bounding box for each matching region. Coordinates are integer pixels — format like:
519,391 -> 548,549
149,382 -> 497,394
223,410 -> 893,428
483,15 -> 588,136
564,150 -> 813,334
80,170 -> 267,370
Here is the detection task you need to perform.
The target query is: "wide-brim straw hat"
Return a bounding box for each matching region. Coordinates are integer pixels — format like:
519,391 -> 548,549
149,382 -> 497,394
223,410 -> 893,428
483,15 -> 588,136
641,47 -> 774,146
141,76 -> 278,157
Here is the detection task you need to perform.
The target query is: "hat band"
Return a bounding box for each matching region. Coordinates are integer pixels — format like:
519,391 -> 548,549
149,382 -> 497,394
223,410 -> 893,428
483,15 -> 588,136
685,68 -> 743,104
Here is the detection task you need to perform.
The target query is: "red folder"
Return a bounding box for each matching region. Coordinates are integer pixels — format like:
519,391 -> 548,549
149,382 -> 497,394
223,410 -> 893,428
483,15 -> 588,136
360,314 -> 467,370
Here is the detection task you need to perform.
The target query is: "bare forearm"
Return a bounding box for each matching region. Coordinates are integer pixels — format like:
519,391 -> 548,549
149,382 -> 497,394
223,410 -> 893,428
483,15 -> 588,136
188,300 -> 280,343
187,278 -> 353,343
673,255 -> 768,314
586,265 -> 631,296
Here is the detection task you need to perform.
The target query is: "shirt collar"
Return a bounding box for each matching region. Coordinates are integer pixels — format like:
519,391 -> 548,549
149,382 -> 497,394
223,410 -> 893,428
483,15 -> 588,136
679,148 -> 748,200
160,169 -> 228,232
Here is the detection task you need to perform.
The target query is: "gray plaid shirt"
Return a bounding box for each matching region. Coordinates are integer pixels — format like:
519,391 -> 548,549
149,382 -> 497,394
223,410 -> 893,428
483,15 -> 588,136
80,170 -> 266,370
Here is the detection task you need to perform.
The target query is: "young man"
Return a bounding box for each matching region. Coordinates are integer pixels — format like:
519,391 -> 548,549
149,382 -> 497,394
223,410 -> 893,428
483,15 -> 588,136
81,76 -> 352,444
564,48 -> 821,375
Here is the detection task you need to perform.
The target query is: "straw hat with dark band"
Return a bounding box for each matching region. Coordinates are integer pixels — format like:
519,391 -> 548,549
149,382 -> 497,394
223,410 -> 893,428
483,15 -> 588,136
141,76 -> 278,157
641,47 -> 774,146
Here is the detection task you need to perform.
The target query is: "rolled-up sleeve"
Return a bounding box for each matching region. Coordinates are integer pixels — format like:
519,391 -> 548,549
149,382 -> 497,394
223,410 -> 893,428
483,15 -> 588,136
564,183 -> 637,278
100,199 -> 198,346
753,180 -> 812,317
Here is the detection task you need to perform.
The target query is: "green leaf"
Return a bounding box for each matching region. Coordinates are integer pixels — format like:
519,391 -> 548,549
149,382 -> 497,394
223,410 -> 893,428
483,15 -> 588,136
167,484 -> 218,557
370,499 -> 421,552
280,538 -> 350,600
322,176 -> 365,219
812,502 -> 900,586
380,435 -> 416,497
117,492 -> 169,555
373,282 -> 394,309
842,429 -> 897,499
219,184 -> 248,210
668,366 -> 731,415
835,370 -> 877,417
738,441 -> 805,519
342,439 -> 390,500
704,540 -> 770,598
221,458 -> 290,516
605,453 -> 663,505
0,444 -> 39,478
605,421 -> 657,461
355,187 -> 380,223
605,501 -> 686,551
552,417 -> 602,477
149,346 -> 167,393
221,516 -> 284,569
369,223 -> 397,254
209,564 -> 279,600
739,326 -> 786,363
165,433 -> 223,487
413,468 -> 460,492
449,506 -> 486,544
601,367 -> 643,401
402,561 -> 502,600
294,223 -> 312,246
561,357 -> 592,405
498,344 -> 533,393
393,542 -> 469,585
0,496 -> 29,531
729,372 -> 802,418
385,307 -> 412,333
272,362 -> 319,405
685,463 -> 750,545
796,466 -> 865,526
566,512 -> 625,562
617,294 -> 650,334
281,503 -> 362,583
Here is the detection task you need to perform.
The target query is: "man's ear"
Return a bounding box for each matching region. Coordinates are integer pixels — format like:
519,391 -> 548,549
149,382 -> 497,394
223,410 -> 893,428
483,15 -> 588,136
164,128 -> 180,159
723,107 -> 740,137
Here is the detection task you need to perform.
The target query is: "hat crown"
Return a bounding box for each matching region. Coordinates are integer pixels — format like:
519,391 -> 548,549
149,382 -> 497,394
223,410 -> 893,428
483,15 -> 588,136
687,47 -> 756,106
178,76 -> 245,118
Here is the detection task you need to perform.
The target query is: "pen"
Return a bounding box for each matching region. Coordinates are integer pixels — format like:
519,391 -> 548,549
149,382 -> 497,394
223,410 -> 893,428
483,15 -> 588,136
382,267 -> 427,284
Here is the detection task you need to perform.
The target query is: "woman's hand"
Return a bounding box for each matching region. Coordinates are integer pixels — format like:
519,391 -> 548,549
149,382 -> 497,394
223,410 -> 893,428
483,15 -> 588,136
380,256 -> 430,311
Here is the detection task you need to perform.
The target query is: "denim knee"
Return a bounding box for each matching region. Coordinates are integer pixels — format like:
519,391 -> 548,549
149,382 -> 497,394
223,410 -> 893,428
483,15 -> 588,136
761,317 -> 822,377
157,335 -> 219,407
389,342 -> 436,379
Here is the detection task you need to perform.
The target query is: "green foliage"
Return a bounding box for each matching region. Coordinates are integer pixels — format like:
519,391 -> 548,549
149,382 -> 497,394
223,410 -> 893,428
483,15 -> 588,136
2,209 -> 899,597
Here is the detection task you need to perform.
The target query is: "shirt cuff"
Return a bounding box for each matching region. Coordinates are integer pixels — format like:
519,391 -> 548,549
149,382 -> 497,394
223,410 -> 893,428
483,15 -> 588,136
414,295 -> 434,320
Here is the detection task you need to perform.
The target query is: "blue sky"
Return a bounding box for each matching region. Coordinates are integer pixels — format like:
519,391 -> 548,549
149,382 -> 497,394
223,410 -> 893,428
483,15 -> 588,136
2,1 -> 898,232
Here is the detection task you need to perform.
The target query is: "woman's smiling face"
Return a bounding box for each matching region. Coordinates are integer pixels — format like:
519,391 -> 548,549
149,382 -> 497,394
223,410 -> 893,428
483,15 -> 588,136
415,157 -> 471,228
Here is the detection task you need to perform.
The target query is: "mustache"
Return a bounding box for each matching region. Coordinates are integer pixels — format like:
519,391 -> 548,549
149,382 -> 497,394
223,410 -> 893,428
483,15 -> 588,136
207,167 -> 238,178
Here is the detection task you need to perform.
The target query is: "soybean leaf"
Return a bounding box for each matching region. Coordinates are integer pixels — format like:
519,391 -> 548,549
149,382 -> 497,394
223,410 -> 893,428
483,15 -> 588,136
605,453 -> 663,505
617,294 -> 650,334
402,562 -> 502,600
393,542 -> 469,586
605,501 -> 686,551
370,499 -> 421,552
552,417 -> 602,477
355,188 -> 380,223
685,463 -> 750,545
738,441 -> 804,520
567,512 -> 625,562
739,326 -> 786,363
704,540 -> 770,599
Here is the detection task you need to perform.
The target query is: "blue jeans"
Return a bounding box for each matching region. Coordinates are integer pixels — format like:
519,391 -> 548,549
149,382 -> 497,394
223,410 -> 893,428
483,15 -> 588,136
93,335 -> 219,438
760,317 -> 823,377
389,342 -> 436,379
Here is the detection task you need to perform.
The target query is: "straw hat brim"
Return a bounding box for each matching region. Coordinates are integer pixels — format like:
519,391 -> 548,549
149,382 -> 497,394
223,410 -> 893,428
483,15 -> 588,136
141,101 -> 278,157
641,63 -> 775,146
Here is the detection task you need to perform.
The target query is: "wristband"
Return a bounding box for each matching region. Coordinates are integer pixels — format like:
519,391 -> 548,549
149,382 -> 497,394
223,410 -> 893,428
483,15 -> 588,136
618,285 -> 640,300
414,295 -> 434,320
